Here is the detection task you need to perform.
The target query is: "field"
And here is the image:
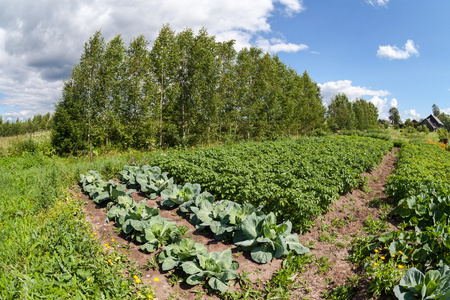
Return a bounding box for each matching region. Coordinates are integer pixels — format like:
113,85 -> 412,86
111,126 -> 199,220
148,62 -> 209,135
1,133 -> 450,299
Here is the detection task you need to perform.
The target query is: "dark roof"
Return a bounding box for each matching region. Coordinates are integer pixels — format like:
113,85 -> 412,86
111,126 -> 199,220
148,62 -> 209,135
422,118 -> 437,130
428,114 -> 444,126
420,114 -> 444,129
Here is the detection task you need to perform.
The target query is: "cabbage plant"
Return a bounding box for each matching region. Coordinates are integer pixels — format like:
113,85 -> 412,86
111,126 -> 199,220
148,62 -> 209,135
80,170 -> 107,197
119,164 -> 143,188
158,238 -> 208,271
138,216 -> 182,253
161,183 -> 201,207
137,172 -> 174,200
393,266 -> 450,299
179,191 -> 215,213
233,212 -> 309,264
181,248 -> 239,292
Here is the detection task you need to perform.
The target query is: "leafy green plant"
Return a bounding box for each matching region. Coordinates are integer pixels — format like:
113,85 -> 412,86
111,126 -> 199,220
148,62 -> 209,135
161,182 -> 201,207
119,163 -> 144,188
179,191 -> 215,213
365,254 -> 405,297
158,238 -> 208,271
393,266 -> 450,299
181,248 -> 239,292
138,216 -> 182,253
233,212 -> 309,263
189,199 -> 263,240
137,170 -> 174,200
80,170 -> 107,197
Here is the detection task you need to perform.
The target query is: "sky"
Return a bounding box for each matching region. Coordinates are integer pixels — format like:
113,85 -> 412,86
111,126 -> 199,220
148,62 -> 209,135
0,0 -> 449,122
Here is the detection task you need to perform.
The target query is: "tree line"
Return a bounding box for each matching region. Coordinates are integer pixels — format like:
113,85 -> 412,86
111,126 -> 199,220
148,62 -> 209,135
51,25 -> 380,155
0,113 -> 51,137
326,93 -> 379,131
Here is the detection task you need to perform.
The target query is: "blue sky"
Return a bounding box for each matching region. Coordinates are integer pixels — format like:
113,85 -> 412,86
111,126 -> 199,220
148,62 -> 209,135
0,0 -> 449,122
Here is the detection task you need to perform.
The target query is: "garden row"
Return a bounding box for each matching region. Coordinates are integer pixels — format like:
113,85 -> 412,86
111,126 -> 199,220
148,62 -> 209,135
144,135 -> 394,232
80,165 -> 309,292
352,142 -> 450,299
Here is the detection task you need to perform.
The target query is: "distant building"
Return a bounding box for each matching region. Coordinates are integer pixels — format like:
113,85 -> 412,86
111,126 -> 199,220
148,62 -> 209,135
378,119 -> 392,126
420,114 -> 444,132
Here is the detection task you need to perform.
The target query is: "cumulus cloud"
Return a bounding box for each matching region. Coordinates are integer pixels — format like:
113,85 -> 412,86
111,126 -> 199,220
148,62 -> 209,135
367,96 -> 398,119
0,0 -> 306,120
390,98 -> 398,108
377,40 -> 419,60
256,37 -> 308,54
366,0 -> 389,7
319,80 -> 397,119
404,109 -> 420,119
442,108 -> 450,115
319,80 -> 390,105
278,0 -> 305,15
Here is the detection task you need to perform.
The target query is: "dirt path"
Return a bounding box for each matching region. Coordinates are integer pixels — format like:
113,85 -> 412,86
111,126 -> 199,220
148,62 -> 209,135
77,148 -> 398,300
296,148 -> 398,299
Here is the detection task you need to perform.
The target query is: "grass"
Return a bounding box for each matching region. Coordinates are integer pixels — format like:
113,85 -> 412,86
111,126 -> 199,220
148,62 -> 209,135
384,127 -> 440,144
0,152 -> 156,299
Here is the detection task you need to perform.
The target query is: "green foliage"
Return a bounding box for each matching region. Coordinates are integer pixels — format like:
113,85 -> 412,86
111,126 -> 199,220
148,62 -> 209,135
386,143 -> 450,201
52,25 -> 328,154
161,182 -> 201,207
181,248 -> 239,292
233,212 -> 309,264
393,266 -> 450,299
148,135 -> 392,231
158,238 -> 208,271
0,113 -> 51,138
389,107 -> 402,126
0,154 -> 151,299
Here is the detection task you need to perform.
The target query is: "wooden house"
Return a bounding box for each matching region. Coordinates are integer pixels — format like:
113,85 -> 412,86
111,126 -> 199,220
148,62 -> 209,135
420,114 -> 444,132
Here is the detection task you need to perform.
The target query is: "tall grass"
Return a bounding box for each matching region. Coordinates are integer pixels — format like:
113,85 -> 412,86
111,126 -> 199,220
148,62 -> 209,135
0,152 -> 156,299
0,131 -> 53,157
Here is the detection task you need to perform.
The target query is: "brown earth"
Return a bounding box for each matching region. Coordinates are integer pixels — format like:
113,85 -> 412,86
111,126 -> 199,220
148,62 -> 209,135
76,148 -> 398,300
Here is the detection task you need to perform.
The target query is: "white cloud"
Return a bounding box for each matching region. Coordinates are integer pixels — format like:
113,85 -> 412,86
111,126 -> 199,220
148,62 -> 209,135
366,0 -> 389,7
442,108 -> 450,115
377,40 -> 419,60
319,80 -> 397,119
319,80 -> 390,105
367,96 -> 398,119
0,0 -> 306,120
256,37 -> 308,54
278,0 -> 305,15
390,98 -> 397,108
404,109 -> 420,119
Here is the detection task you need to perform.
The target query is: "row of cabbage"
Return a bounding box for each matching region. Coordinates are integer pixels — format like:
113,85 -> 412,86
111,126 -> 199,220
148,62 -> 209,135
144,136 -> 393,232
118,164 -> 309,264
353,142 -> 450,299
80,167 -> 309,292
79,171 -> 239,292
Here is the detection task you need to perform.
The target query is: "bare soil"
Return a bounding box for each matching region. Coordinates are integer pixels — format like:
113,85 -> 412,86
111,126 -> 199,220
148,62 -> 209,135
76,148 -> 398,300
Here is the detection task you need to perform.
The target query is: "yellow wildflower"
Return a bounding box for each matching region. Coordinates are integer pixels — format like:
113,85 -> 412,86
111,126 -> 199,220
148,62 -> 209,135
136,279 -> 141,284
381,256 -> 385,260
374,249 -> 379,253
87,278 -> 91,282
154,278 -> 160,282
374,262 -> 378,266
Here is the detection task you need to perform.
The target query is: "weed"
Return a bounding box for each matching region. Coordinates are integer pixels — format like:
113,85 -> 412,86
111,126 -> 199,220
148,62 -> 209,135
145,256 -> 159,270
363,214 -> 388,234
331,217 -> 346,229
316,256 -> 333,274
319,231 -> 338,243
